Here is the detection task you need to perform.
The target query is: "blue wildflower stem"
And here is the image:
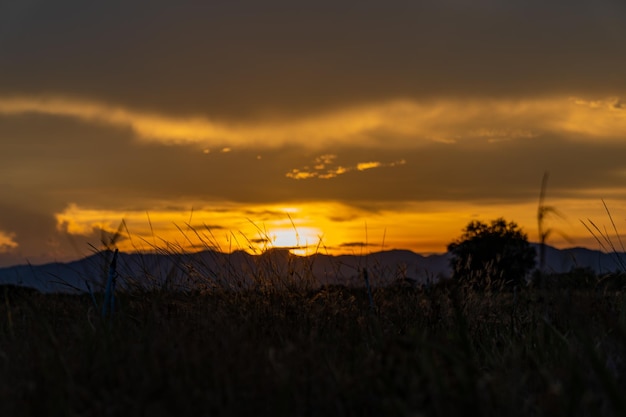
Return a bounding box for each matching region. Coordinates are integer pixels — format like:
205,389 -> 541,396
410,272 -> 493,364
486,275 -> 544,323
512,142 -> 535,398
102,249 -> 119,319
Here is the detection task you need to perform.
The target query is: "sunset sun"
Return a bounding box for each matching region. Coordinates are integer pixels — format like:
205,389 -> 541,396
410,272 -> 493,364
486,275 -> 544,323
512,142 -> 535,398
263,227 -> 323,255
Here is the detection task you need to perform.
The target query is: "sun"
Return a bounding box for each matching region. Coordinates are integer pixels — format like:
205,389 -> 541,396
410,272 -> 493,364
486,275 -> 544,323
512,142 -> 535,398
266,227 -> 323,255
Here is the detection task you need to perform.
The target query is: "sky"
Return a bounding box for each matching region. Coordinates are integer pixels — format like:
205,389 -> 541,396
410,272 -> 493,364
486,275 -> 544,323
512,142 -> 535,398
1,0 -> 626,266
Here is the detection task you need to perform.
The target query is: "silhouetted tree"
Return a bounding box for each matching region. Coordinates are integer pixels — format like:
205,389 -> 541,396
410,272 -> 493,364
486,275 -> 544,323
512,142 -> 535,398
448,218 -> 536,290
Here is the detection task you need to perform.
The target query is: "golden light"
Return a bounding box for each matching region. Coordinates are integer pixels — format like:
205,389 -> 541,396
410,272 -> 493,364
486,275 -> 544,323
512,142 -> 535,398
53,198 -> 622,259
264,227 -> 324,256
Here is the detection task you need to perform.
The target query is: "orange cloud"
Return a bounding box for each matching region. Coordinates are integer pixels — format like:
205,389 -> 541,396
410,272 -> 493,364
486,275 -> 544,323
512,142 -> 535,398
357,161 -> 381,171
285,170 -> 318,180
287,155 -> 405,180
54,202 -> 361,255
53,196 -> 626,257
2,95 -> 626,150
0,231 -> 18,252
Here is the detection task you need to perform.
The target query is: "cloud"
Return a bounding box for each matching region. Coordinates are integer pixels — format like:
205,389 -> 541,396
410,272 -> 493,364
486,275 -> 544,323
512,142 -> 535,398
3,0 -> 626,119
51,202 -> 355,256
318,166 -> 349,180
357,162 -> 382,171
3,95 -> 626,152
339,242 -> 374,248
0,231 -> 18,252
313,154 -> 337,169
55,203 -> 128,236
285,170 -> 318,180
286,155 -> 406,180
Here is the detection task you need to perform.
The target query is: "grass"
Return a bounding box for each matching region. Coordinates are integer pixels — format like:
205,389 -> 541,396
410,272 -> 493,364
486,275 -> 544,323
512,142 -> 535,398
1,198 -> 626,416
1,275 -> 625,416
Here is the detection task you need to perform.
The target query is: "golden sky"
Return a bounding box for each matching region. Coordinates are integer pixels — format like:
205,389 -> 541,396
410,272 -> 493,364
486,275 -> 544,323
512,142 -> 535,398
1,1 -> 626,266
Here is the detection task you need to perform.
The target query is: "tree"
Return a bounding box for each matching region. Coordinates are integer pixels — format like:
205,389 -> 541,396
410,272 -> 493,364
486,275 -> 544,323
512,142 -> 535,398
448,218 -> 536,290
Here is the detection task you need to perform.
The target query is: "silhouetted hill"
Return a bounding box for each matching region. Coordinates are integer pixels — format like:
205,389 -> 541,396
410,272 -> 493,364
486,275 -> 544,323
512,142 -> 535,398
535,244 -> 626,274
0,245 -> 623,293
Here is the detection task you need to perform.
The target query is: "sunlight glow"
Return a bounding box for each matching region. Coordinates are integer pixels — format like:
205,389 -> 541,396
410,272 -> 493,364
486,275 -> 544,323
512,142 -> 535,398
3,95 -> 626,150
263,227 -> 323,255
53,198 -> 626,258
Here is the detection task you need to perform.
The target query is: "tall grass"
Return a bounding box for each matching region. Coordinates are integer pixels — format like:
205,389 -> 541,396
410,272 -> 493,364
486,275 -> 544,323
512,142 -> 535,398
1,268 -> 625,415
581,199 -> 626,273
1,210 -> 625,416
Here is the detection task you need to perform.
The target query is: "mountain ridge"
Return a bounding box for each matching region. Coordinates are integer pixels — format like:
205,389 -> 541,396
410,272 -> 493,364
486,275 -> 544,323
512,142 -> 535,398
0,244 -> 623,293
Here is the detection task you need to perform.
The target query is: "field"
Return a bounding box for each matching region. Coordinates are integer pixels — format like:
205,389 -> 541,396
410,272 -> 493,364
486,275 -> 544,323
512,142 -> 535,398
1,275 -> 625,417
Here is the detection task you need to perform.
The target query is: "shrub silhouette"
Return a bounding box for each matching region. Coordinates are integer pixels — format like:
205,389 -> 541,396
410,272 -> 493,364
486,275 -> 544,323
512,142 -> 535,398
448,218 -> 536,290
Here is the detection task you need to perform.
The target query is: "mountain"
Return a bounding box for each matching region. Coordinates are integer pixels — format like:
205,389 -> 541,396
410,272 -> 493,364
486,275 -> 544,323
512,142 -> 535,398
0,245 -> 623,293
536,244 -> 626,274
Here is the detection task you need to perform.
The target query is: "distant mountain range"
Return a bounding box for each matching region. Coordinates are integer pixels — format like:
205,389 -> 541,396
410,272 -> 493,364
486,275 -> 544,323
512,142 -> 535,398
0,244 -> 624,293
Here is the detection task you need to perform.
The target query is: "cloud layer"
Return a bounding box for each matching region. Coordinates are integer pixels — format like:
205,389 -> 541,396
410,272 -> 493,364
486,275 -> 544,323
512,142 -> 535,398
2,96 -> 626,150
1,1 -> 626,265
2,1 -> 626,116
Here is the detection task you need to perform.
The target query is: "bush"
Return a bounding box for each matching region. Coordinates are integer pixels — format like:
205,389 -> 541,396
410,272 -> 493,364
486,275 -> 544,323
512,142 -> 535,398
448,218 -> 536,290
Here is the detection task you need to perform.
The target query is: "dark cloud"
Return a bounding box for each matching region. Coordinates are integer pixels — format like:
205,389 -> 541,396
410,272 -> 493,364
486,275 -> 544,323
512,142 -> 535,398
250,238 -> 269,245
0,196 -> 100,267
1,1 -> 626,118
339,242 -> 373,248
188,224 -> 225,231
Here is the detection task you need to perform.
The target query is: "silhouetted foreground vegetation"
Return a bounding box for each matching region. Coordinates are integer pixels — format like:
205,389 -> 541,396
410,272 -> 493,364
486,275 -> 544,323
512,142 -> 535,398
1,279 -> 625,416
449,218 -> 536,290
